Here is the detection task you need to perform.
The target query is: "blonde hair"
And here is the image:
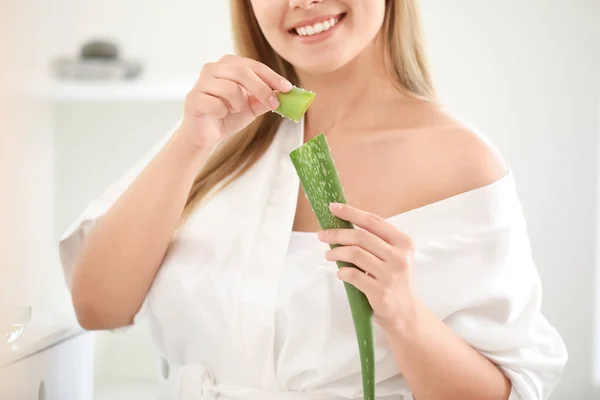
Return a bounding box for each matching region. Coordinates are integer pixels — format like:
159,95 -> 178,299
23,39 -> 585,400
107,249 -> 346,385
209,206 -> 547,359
179,0 -> 436,223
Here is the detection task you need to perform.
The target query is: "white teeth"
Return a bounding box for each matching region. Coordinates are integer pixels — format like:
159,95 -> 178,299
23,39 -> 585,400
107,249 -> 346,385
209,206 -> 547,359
294,15 -> 341,36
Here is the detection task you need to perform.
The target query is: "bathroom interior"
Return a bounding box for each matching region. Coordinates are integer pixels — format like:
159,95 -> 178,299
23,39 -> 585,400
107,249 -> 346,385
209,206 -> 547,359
1,1 -> 599,399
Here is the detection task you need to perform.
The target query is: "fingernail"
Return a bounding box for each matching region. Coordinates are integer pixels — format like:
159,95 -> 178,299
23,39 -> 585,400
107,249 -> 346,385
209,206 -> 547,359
330,203 -> 341,211
281,79 -> 293,91
269,96 -> 280,109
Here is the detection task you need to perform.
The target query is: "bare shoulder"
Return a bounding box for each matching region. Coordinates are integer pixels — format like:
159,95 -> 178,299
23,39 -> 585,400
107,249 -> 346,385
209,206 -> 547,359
432,119 -> 508,192
345,99 -> 510,217
400,102 -> 509,201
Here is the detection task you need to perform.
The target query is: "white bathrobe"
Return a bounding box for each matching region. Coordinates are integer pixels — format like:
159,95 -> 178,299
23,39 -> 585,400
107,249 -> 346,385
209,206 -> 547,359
59,116 -> 567,400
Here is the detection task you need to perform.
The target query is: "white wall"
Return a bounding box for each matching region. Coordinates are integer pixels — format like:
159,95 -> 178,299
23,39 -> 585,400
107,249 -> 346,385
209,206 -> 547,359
597,84 -> 600,384
421,2 -> 600,398
33,1 -> 600,398
0,0 -> 72,322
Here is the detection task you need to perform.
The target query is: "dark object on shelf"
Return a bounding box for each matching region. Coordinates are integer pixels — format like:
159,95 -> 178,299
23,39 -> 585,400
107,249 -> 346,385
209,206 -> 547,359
51,39 -> 143,81
80,40 -> 119,60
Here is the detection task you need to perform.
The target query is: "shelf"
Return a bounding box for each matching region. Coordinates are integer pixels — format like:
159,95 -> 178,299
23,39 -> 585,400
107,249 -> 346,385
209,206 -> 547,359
38,79 -> 194,102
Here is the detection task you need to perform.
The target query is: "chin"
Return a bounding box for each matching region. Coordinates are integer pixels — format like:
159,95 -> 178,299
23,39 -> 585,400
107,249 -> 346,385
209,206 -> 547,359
289,52 -> 356,77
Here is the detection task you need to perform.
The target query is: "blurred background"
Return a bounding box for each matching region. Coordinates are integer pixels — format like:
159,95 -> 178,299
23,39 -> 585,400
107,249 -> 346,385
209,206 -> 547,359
1,1 -> 599,399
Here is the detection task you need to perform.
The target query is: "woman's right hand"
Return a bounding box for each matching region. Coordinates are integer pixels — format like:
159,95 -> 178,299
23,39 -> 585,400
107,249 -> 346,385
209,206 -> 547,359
177,54 -> 294,151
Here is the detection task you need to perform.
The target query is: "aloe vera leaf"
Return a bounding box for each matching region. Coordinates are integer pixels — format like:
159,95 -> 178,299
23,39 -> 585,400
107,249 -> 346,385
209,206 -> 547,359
274,86 -> 316,122
289,132 -> 375,400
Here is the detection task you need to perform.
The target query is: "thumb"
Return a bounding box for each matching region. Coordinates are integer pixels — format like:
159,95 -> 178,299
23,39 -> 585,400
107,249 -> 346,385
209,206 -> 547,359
247,93 -> 273,117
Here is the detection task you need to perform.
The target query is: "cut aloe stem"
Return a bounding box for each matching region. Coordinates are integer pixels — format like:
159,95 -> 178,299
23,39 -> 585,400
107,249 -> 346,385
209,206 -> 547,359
289,133 -> 375,400
274,86 -> 316,122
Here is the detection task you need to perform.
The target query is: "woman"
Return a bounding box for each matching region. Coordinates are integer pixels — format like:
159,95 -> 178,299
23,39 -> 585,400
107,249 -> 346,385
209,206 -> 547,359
59,0 -> 567,399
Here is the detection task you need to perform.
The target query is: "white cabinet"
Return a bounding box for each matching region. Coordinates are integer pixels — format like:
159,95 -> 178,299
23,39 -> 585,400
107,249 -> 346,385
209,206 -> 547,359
0,326 -> 94,399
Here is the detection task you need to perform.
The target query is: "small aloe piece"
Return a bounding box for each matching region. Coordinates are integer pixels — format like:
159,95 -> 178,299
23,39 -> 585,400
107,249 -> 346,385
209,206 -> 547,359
289,133 -> 375,400
274,86 -> 316,122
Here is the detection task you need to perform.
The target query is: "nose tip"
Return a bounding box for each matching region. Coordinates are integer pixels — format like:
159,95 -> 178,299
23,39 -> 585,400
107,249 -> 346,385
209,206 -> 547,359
289,0 -> 323,9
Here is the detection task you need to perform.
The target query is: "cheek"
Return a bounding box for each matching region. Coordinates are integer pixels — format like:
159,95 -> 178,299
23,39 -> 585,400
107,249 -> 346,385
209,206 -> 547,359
248,0 -> 286,42
350,0 -> 387,33
248,1 -> 269,29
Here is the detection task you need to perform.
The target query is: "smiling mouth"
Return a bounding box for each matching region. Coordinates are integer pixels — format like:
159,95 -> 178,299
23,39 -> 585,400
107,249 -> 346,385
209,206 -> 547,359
289,13 -> 347,37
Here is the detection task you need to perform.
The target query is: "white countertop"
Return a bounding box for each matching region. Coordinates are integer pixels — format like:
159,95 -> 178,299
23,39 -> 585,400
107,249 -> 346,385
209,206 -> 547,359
0,312 -> 84,368
94,380 -> 161,400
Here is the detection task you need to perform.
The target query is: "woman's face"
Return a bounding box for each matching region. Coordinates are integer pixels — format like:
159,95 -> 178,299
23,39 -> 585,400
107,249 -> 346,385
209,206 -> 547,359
249,0 -> 387,76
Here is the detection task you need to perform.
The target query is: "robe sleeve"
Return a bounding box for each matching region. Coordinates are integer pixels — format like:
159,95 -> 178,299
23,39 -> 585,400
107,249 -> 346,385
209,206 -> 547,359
438,213 -> 568,399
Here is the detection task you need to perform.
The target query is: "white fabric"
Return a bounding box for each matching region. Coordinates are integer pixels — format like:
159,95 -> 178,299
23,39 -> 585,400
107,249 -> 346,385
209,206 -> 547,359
59,116 -> 567,399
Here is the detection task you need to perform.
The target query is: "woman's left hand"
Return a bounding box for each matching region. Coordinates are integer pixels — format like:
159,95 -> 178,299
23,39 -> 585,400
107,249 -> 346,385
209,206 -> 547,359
318,202 -> 418,332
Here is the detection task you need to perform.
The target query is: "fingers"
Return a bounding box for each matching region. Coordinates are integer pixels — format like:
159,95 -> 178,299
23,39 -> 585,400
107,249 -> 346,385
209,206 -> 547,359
208,64 -> 279,110
185,55 -> 293,121
246,93 -> 272,117
325,245 -> 387,280
184,91 -> 229,119
318,226 -> 395,262
329,203 -> 414,250
337,267 -> 378,298
193,78 -> 247,113
198,55 -> 292,111
219,54 -> 293,93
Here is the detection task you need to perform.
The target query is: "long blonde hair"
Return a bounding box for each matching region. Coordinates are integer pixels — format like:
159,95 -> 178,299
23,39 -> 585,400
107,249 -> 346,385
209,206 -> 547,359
180,0 -> 436,223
